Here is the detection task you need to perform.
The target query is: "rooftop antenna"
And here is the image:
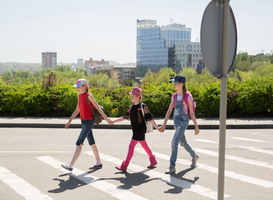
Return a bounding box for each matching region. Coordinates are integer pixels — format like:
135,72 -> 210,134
256,48 -> 265,54
170,18 -> 173,24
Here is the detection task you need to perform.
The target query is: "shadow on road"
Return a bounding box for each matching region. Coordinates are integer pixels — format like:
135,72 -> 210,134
164,167 -> 199,194
96,171 -> 157,189
48,173 -> 87,193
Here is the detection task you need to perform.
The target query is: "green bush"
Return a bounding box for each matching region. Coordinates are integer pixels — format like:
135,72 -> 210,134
0,77 -> 272,118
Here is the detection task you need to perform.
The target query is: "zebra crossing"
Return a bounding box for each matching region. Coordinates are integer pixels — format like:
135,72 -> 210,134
0,132 -> 272,200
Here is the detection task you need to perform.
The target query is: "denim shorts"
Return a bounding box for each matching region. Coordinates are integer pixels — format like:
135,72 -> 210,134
76,119 -> 95,146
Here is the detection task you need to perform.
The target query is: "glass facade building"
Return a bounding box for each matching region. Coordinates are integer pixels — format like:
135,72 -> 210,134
136,19 -> 191,77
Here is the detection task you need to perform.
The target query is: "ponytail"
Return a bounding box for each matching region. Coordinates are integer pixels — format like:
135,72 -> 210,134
181,83 -> 187,102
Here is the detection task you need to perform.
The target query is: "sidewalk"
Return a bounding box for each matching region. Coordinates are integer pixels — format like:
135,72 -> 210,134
0,117 -> 272,129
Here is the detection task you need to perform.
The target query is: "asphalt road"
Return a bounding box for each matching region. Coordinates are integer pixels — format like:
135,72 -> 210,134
0,128 -> 273,200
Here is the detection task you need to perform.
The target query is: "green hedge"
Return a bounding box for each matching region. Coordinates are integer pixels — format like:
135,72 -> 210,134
0,77 -> 272,117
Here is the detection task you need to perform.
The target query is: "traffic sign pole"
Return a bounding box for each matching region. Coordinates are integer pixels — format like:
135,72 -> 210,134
218,0 -> 230,200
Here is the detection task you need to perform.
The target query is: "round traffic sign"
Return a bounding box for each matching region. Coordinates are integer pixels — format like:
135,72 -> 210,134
200,0 -> 237,78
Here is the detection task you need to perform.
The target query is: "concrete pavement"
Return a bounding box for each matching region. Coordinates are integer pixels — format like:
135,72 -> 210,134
0,117 -> 272,129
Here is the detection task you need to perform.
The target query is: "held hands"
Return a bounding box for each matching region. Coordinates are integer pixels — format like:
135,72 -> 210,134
158,125 -> 165,132
105,118 -> 113,125
158,123 -> 166,132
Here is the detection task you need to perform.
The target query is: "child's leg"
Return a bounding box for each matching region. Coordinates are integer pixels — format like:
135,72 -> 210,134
124,139 -> 138,163
91,144 -> 101,162
180,135 -> 196,157
139,140 -> 153,157
71,144 -> 82,165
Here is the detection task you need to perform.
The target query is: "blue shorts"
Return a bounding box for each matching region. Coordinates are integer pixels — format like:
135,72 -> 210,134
76,119 -> 95,146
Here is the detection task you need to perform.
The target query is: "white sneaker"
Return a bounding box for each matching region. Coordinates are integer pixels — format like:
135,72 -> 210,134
61,164 -> 73,172
191,155 -> 199,167
165,166 -> 176,174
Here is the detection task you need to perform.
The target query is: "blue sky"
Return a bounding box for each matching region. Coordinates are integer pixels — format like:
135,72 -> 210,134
0,0 -> 272,64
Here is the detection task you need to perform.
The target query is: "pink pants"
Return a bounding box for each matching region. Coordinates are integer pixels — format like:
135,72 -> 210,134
125,139 -> 153,163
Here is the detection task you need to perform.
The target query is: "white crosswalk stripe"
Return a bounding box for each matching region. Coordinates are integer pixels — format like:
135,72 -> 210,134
230,137 -> 273,143
195,148 -> 273,170
84,151 -> 230,199
233,145 -> 273,156
0,164 -> 53,200
194,139 -> 273,157
36,156 -> 148,200
194,139 -> 218,144
135,148 -> 273,188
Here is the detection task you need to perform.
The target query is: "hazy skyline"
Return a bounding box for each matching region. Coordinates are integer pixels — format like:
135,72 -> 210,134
1,0 -> 272,64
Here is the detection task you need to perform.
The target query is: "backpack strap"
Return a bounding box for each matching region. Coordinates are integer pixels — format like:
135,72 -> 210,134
184,91 -> 190,104
173,92 -> 178,108
141,103 -> 146,122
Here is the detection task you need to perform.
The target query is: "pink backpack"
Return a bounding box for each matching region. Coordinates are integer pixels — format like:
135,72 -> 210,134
173,91 -> 196,117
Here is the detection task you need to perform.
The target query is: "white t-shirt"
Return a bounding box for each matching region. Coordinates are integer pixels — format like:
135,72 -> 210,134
171,92 -> 193,114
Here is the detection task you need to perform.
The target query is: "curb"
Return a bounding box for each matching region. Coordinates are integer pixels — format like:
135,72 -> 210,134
1,123 -> 272,129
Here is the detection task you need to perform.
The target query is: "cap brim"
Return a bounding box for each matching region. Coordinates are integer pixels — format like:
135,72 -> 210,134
129,92 -> 142,97
171,79 -> 179,83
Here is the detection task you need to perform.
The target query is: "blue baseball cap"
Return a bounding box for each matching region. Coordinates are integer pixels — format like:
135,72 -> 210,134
171,75 -> 186,83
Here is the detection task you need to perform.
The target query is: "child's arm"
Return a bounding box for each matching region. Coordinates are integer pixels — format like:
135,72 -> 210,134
143,105 -> 162,132
110,117 -> 126,125
65,104 -> 79,129
88,94 -> 111,123
162,100 -> 175,131
188,99 -> 199,135
149,119 -> 161,132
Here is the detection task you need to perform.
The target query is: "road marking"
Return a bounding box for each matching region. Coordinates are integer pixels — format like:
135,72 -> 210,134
36,156 -> 147,200
0,164 -> 53,200
195,148 -> 273,170
233,145 -> 273,156
194,139 -> 218,144
0,151 -> 70,154
230,137 -> 273,144
85,151 -> 230,199
135,148 -> 273,188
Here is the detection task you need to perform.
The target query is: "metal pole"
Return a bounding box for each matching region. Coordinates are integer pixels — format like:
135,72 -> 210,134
218,0 -> 230,200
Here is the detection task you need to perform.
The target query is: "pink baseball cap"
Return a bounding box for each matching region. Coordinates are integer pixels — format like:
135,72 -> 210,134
129,87 -> 142,97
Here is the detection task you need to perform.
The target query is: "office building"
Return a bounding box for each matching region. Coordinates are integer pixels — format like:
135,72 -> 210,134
96,65 -> 136,82
113,66 -> 136,81
42,52 -> 57,69
175,42 -> 203,70
136,19 -> 203,77
85,58 -> 109,75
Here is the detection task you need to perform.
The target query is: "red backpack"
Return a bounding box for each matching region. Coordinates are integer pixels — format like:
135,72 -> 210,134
173,91 -> 196,117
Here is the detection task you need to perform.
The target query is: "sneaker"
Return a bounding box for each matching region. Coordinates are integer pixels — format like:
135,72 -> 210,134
61,164 -> 73,172
89,164 -> 103,170
165,166 -> 176,174
191,155 -> 199,167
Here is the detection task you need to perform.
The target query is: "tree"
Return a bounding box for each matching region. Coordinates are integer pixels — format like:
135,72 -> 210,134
111,74 -> 121,88
178,67 -> 197,82
156,67 -> 176,84
270,50 -> 273,64
141,70 -> 157,84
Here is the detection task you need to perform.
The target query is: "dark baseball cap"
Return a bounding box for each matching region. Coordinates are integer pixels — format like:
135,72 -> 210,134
171,75 -> 186,83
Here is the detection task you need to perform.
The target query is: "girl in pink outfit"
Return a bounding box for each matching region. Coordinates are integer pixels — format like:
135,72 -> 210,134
110,87 -> 162,172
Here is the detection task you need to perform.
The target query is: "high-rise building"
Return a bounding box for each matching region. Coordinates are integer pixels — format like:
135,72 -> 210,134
77,58 -> 84,66
136,19 -> 202,77
42,52 -> 57,69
